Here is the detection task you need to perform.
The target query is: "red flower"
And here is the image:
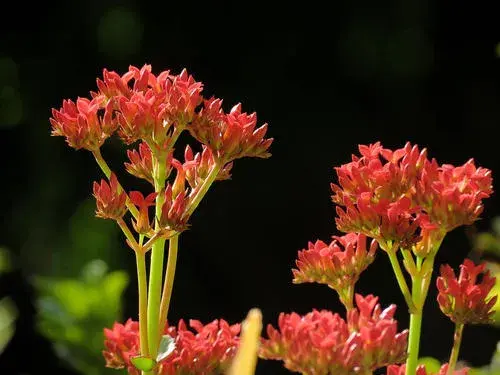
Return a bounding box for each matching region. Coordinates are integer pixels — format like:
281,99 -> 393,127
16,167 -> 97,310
129,191 -> 157,234
110,66 -> 202,148
332,142 -> 427,249
183,145 -> 233,190
437,259 -> 497,324
93,173 -> 127,220
103,319 -> 140,375
116,89 -> 167,145
332,142 -> 493,256
190,98 -> 273,162
292,233 -> 377,308
159,319 -> 240,375
103,318 -> 240,375
387,363 -> 469,375
95,68 -> 135,99
125,142 -> 174,185
260,294 -> 407,374
415,158 -> 493,232
50,95 -> 117,150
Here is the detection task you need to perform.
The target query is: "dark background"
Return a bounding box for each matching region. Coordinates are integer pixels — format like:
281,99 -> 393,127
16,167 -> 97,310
1,1 -> 500,374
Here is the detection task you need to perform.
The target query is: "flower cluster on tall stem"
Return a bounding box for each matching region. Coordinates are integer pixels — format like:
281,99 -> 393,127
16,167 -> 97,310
330,141 -> 493,375
51,64 -> 272,374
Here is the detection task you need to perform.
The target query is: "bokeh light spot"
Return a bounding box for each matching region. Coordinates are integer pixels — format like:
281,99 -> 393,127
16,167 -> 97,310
97,7 -> 143,60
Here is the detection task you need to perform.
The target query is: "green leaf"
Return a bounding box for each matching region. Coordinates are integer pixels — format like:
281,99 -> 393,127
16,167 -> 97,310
157,334 -> 176,362
131,356 -> 155,371
51,280 -> 90,319
418,357 -> 441,374
0,297 -> 17,353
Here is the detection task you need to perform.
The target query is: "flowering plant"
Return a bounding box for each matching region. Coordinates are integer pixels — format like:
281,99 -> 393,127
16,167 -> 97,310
51,64 -> 272,374
51,65 -> 497,375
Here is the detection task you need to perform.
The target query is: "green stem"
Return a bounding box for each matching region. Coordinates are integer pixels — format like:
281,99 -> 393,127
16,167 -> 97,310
184,163 -> 222,218
337,283 -> 354,311
158,235 -> 179,335
147,153 -> 168,358
135,250 -> 149,358
447,323 -> 464,375
92,149 -> 139,219
387,250 -> 416,313
117,219 -> 140,252
406,291 -> 423,375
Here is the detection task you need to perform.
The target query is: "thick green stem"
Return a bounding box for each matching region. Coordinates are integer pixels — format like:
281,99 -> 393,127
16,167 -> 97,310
184,163 -> 222,218
158,235 -> 179,335
147,154 -> 168,358
447,323 -> 464,375
135,251 -> 149,358
387,250 -> 416,313
406,258 -> 425,375
92,149 -> 139,219
406,307 -> 423,375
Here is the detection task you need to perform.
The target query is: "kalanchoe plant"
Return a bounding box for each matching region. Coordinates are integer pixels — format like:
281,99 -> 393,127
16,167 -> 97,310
52,72 -> 498,375
258,142 -> 497,375
50,64 -> 272,375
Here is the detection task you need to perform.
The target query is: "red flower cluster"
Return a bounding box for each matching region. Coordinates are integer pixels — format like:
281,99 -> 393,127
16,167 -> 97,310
292,233 -> 377,308
437,259 -> 497,324
331,142 -> 492,254
387,363 -> 469,375
50,96 -> 117,150
50,65 -> 272,161
103,319 -> 140,375
93,173 -> 127,220
103,318 -> 240,375
190,98 -> 272,163
260,294 -> 408,374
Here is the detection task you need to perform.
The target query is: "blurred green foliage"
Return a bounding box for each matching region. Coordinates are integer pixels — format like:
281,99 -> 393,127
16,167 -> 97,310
0,247 -> 17,355
474,217 -> 500,258
469,342 -> 500,375
31,198 -> 129,375
35,259 -> 128,375
0,297 -> 17,355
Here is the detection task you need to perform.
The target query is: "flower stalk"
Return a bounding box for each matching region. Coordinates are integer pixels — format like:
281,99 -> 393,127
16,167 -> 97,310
147,151 -> 168,357
158,234 -> 179,335
447,323 -> 464,375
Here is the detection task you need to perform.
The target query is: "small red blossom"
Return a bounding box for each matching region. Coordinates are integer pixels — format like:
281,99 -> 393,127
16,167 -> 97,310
107,66 -> 203,148
93,173 -> 127,220
103,319 -> 140,375
50,95 -> 117,150
190,98 -> 273,162
387,363 -> 469,375
415,158 -> 493,232
95,68 -> 135,99
437,259 -> 497,324
129,191 -> 157,234
183,145 -> 233,190
260,294 -> 407,374
125,142 -> 173,185
292,233 -> 377,308
103,318 -> 240,375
